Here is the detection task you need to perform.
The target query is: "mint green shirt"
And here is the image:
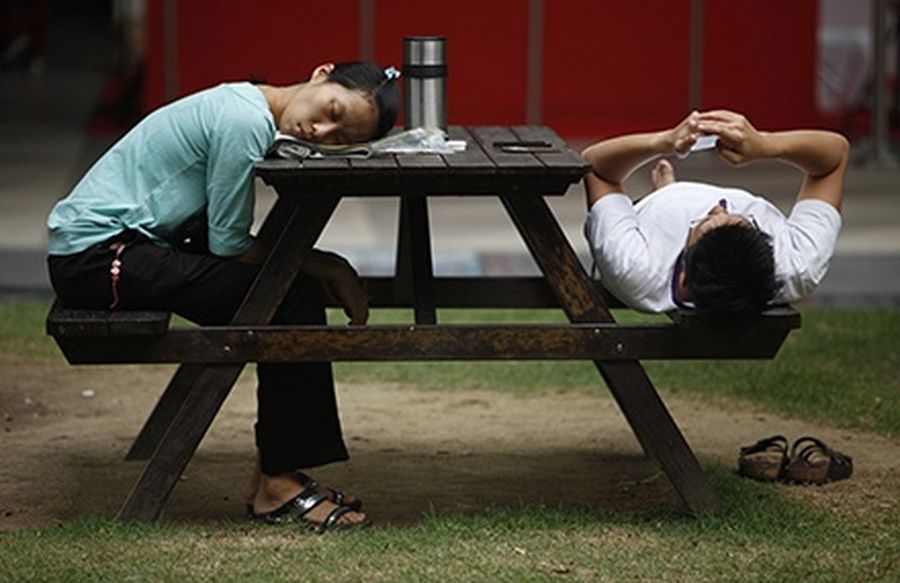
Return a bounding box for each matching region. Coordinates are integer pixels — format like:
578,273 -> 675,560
47,82 -> 275,257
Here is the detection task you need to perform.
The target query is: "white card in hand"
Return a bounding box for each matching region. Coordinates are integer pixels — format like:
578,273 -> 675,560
690,134 -> 719,152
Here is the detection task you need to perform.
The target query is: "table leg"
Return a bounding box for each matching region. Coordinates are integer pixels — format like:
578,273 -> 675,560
125,363 -> 204,461
118,364 -> 244,521
119,196 -> 341,521
394,196 -> 437,324
501,194 -> 724,515
124,196 -> 302,462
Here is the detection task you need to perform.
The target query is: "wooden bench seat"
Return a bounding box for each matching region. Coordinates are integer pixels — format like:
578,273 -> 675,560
46,294 -> 800,366
46,300 -> 171,338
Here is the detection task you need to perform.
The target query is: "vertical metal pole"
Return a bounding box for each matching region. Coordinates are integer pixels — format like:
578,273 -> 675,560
526,0 -> 544,124
872,0 -> 897,166
359,0 -> 375,62
162,0 -> 178,101
688,0 -> 704,111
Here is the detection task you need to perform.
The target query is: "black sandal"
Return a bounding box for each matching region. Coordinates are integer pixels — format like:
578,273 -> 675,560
295,471 -> 363,511
249,485 -> 368,533
244,472 -> 363,518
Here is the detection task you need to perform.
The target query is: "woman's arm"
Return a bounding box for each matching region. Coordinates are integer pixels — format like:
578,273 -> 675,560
580,111 -> 701,209
235,246 -> 369,325
697,110 -> 849,211
298,250 -> 370,325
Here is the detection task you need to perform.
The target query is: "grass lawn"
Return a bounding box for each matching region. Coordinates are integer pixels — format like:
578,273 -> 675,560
1,471 -> 897,581
1,300 -> 898,581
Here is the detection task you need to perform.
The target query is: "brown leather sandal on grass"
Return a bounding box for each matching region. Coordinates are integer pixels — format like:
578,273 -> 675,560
783,436 -> 853,485
737,435 -> 789,482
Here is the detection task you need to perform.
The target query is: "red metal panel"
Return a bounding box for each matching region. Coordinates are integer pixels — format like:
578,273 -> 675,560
144,0 -> 165,110
374,0 -> 529,126
703,1 -> 819,129
143,1 -> 821,136
178,0 -> 359,92
145,0 -> 359,109
543,0 -> 691,139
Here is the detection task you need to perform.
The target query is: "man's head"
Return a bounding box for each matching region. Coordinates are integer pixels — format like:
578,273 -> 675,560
682,204 -> 780,325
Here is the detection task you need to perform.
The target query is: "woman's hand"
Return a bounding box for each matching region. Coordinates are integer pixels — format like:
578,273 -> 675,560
697,110 -> 772,165
301,250 -> 369,325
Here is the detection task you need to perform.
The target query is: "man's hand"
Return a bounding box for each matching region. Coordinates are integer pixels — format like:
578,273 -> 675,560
581,110 -> 700,207
301,250 -> 369,325
698,109 -> 848,210
696,110 -> 772,165
663,110 -> 701,157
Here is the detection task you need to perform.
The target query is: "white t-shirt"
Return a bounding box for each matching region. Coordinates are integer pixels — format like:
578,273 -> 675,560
583,181 -> 842,313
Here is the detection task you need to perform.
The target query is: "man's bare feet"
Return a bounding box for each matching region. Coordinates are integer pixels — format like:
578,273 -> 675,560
251,473 -> 368,529
651,159 -> 676,189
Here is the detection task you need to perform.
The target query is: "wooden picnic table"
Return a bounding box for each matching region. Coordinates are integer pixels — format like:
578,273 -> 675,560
49,125 -> 801,521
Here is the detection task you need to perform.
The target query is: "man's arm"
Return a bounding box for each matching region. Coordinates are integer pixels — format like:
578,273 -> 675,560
580,111 -> 701,209
697,110 -> 849,211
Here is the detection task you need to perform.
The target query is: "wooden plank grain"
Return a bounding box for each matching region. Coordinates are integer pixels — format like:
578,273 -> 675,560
443,126 -> 495,169
55,324 -> 794,364
349,155 -> 399,169
511,125 -> 587,170
395,153 -> 448,169
470,126 -> 544,169
300,158 -> 353,170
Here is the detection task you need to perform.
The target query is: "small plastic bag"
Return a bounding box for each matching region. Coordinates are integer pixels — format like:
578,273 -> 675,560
371,128 -> 461,155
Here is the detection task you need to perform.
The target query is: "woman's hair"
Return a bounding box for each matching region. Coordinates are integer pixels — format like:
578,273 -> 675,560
683,223 -> 781,327
327,61 -> 400,139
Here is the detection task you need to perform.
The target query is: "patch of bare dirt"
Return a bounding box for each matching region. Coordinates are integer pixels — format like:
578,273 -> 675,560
1,361 -> 897,531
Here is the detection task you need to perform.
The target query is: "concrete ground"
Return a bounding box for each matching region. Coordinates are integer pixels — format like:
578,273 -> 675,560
2,13 -> 899,306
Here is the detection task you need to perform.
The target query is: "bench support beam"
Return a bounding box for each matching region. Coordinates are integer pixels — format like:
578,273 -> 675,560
118,196 -> 340,521
55,323 -> 794,365
502,194 -> 725,515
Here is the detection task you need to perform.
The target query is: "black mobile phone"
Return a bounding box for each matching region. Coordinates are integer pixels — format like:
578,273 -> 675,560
493,140 -> 558,153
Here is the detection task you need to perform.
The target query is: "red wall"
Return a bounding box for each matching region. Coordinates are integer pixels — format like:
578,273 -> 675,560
145,1 -> 821,139
145,0 -> 359,106
374,0 -> 529,126
703,0 -> 819,130
543,0 -> 691,138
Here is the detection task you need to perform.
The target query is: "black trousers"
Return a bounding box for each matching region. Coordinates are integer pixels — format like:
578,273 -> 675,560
47,233 -> 349,475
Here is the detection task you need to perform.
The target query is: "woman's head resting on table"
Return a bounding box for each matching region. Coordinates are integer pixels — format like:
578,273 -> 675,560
261,61 -> 400,144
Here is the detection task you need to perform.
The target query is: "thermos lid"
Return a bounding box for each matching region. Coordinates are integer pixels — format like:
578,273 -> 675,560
403,36 -> 447,74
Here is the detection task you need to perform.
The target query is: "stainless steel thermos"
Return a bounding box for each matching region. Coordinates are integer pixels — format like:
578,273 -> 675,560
403,36 -> 447,131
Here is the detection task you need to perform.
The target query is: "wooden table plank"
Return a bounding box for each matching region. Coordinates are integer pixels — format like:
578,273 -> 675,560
469,126 -> 545,169
300,158 -> 352,169
442,126 -> 494,169
257,127 -> 586,196
395,153 -> 448,169
350,155 -> 400,169
511,125 -> 586,169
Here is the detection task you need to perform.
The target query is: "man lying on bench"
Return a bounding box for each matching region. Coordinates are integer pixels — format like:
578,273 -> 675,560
581,109 -> 849,326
